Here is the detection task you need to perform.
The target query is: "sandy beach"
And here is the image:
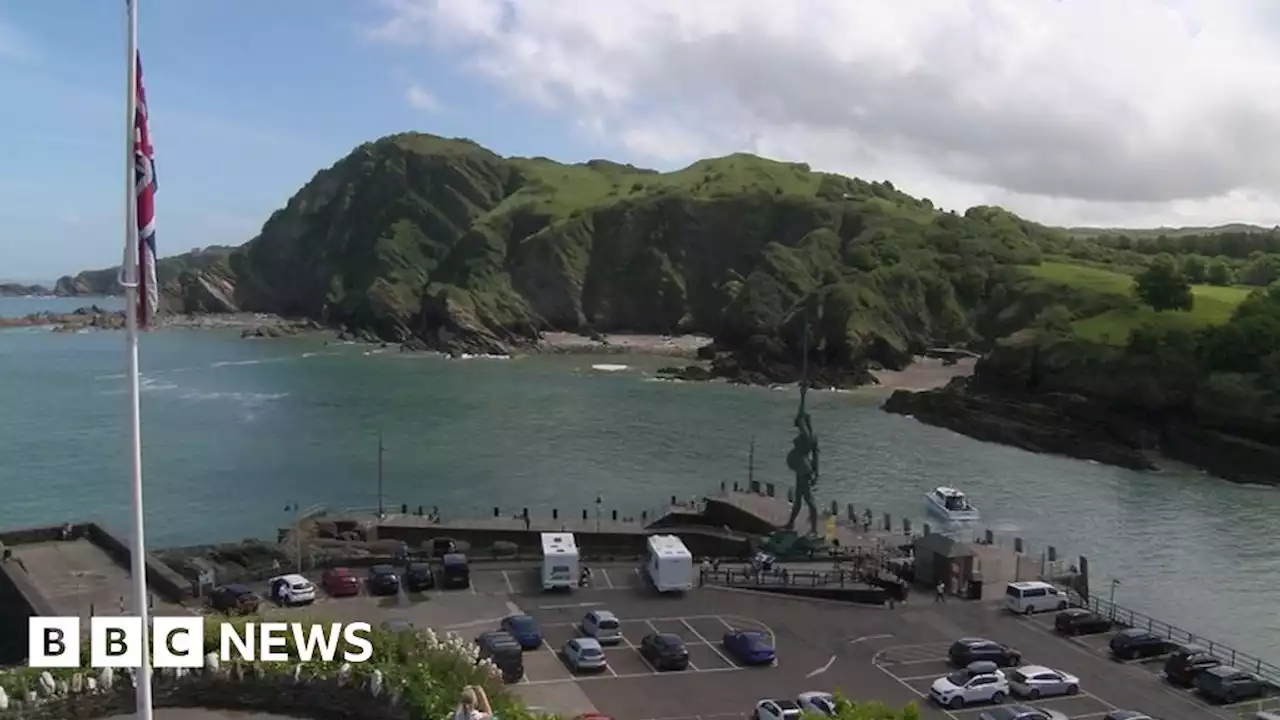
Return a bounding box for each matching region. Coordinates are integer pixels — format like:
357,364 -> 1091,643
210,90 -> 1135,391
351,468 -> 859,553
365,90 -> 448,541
539,331 -> 713,358
869,356 -> 976,391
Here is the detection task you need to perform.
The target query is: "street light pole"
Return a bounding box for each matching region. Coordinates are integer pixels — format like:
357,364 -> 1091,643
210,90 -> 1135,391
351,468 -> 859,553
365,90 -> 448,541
595,496 -> 602,533
377,429 -> 385,518
1109,578 -> 1121,605
285,502 -> 302,574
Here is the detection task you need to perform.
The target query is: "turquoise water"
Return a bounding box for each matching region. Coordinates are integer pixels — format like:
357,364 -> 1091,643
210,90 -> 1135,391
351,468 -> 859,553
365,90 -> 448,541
1,296 -> 1278,660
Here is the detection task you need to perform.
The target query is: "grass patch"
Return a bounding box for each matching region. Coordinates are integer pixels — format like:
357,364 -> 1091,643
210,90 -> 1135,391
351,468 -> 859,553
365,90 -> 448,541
1024,262 -> 1253,343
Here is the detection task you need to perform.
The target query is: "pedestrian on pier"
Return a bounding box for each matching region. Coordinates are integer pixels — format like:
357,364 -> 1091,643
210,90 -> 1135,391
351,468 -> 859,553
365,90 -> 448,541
935,581 -> 946,603
521,508 -> 530,530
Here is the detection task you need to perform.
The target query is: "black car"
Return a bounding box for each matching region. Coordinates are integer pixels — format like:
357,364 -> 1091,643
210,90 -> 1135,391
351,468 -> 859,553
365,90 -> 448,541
440,552 -> 470,589
1108,629 -> 1175,660
1162,644 -> 1221,687
949,637 -> 1023,667
976,705 -> 1059,720
476,631 -> 524,683
403,561 -> 435,591
1194,665 -> 1268,704
638,633 -> 689,671
1053,608 -> 1113,636
209,584 -> 260,614
366,564 -> 401,596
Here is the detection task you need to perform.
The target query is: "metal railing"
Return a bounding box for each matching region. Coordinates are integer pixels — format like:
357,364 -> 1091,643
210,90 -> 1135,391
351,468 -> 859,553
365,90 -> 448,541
1074,592 -> 1280,686
700,566 -> 889,589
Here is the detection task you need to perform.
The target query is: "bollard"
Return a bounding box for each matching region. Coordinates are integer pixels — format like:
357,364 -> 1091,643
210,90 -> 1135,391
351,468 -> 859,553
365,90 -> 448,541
766,482 -> 776,497
641,510 -> 647,523
882,512 -> 891,531
552,508 -> 558,520
671,495 -> 677,506
1048,546 -> 1057,562
417,505 -> 423,516
401,503 -> 408,514
720,481 -> 726,491
923,523 -> 931,536
984,529 -> 994,545
493,507 -> 500,518
1014,537 -> 1024,554
902,518 -> 912,536
733,482 -> 740,492
749,480 -> 761,494
787,487 -> 795,503
582,509 -> 588,520
830,500 -> 838,516
846,503 -> 855,522
611,509 -> 618,521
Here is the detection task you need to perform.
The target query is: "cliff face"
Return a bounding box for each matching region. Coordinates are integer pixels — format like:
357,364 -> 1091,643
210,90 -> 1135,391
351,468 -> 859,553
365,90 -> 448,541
53,246 -> 236,297
0,283 -> 50,296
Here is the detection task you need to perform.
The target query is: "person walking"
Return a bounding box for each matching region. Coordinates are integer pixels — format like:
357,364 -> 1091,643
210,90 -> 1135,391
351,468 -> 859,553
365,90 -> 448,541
935,581 -> 946,603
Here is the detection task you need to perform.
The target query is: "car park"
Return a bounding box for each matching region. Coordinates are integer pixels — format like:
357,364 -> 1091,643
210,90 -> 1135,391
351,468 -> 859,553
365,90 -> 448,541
1053,608 -> 1113,635
1108,629 -> 1175,660
563,637 -> 608,672
366,565 -> 401,596
208,584 -> 260,614
1162,643 -> 1220,687
977,706 -> 1068,720
403,561 -> 435,591
581,610 -> 623,644
1008,665 -> 1080,699
1101,712 -> 1155,720
948,637 -> 1023,667
753,699 -> 801,720
268,573 -> 317,606
476,631 -> 524,683
1194,665 -> 1269,704
499,614 -> 542,651
320,567 -> 361,597
638,633 -> 690,671
723,629 -> 776,665
930,660 -> 1010,709
797,691 -> 835,716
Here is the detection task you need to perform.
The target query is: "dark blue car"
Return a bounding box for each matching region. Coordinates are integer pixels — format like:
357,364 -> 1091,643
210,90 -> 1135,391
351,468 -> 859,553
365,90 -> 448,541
500,614 -> 542,650
723,630 -> 775,665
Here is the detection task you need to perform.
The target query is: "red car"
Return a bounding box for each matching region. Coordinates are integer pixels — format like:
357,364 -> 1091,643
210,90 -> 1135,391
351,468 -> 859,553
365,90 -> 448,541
321,567 -> 361,597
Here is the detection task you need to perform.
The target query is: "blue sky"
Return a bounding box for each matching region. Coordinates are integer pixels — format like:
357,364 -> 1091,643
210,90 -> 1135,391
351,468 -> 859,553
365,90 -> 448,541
0,1 -> 601,282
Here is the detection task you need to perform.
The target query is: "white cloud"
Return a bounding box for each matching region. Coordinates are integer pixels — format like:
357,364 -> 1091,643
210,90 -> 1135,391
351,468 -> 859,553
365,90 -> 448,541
371,0 -> 1280,227
405,82 -> 440,112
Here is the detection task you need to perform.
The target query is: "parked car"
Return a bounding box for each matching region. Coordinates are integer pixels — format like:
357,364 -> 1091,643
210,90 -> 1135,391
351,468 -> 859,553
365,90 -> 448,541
930,661 -> 1010,709
977,706 -> 1068,720
723,630 -> 776,666
1194,665 -> 1268,704
1053,608 -> 1113,635
366,565 -> 401,596
581,610 -> 622,645
268,573 -> 317,606
562,637 -> 608,672
476,631 -> 524,683
797,692 -> 836,716
1101,712 -> 1155,720
320,567 -> 361,597
209,584 -> 260,614
638,633 -> 689,671
753,699 -> 801,720
440,553 -> 470,589
948,638 -> 1022,667
1109,629 -> 1175,661
1163,644 -> 1221,687
403,561 -> 435,591
1008,665 -> 1080,699
500,614 -> 543,651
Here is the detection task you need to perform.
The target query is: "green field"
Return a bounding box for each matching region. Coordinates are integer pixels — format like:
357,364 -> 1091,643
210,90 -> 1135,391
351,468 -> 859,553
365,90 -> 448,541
1025,262 -> 1252,343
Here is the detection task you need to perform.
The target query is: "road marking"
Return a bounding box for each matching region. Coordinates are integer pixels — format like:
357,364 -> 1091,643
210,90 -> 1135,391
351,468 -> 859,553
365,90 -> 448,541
873,646 -> 959,720
501,570 -> 515,593
850,634 -> 894,643
520,666 -> 742,685
806,655 -> 836,678
634,567 -> 642,578
885,656 -> 950,665
537,601 -> 604,610
681,618 -> 737,668
600,569 -> 615,589
443,617 -> 506,630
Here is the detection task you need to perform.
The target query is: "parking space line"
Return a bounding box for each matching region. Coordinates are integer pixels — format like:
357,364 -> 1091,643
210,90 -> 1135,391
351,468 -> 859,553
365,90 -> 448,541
897,673 -> 939,682
634,567 -> 642,578
468,582 -> 477,594
681,618 -> 737,667
501,571 -> 515,593
520,666 -> 742,686
887,656 -> 951,665
600,569 -> 615,589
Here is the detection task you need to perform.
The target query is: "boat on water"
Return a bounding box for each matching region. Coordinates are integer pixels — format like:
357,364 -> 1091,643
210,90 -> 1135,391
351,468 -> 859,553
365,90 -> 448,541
924,486 -> 980,522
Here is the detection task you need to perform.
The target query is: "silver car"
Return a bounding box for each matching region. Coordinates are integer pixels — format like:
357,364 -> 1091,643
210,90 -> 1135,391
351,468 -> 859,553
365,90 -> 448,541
562,637 -> 608,672
979,706 -> 1068,720
1008,665 -> 1080,700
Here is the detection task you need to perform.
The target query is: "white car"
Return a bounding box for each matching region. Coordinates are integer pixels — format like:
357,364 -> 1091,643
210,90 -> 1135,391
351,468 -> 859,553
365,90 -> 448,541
268,574 -> 316,605
930,661 -> 1010,709
1008,665 -> 1080,699
797,691 -> 836,716
754,699 -> 801,720
581,610 -> 622,645
562,637 -> 608,672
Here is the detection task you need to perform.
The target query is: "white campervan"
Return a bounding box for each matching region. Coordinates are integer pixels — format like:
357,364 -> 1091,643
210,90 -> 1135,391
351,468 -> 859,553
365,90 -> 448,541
644,534 -> 694,593
541,532 -> 579,590
1004,580 -> 1070,614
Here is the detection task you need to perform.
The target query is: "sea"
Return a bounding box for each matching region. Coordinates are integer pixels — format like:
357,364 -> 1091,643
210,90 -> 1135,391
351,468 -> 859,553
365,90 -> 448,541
2,296 -> 1278,661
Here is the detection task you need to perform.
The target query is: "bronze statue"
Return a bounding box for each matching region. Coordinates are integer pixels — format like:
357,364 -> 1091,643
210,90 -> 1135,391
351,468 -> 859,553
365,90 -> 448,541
784,315 -> 820,537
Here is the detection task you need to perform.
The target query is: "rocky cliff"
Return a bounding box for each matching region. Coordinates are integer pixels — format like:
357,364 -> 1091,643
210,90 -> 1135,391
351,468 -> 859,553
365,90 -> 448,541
66,132 -> 1083,384
0,282 -> 50,296
52,245 -> 236,297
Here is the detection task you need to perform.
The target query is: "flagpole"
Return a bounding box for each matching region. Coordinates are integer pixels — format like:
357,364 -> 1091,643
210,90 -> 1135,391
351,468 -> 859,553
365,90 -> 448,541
123,1 -> 155,718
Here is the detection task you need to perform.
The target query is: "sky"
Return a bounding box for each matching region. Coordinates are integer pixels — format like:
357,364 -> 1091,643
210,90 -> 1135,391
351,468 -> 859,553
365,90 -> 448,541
5,0 -> 1280,281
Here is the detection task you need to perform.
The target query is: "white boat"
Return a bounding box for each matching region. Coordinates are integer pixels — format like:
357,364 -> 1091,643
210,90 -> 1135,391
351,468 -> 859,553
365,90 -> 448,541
924,486 -> 980,522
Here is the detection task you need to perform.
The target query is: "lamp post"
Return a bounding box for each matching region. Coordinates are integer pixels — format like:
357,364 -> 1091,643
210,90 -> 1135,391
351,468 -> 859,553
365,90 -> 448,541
284,502 -> 302,573
377,429 -> 386,518
595,496 -> 602,533
1109,578 -> 1121,605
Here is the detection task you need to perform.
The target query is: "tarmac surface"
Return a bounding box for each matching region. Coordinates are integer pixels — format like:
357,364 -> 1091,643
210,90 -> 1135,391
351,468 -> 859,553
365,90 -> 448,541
8,540 -> 189,618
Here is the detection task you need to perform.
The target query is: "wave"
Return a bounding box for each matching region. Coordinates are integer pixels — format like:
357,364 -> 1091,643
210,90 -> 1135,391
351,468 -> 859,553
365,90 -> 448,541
591,363 -> 629,372
457,353 -> 511,360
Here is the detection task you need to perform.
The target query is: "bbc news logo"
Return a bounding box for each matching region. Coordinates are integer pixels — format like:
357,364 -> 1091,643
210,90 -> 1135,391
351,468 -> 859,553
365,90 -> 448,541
29,617 -> 374,668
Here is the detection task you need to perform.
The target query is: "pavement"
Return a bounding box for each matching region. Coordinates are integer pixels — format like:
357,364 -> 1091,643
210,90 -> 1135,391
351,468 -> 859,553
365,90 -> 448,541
7,540 -> 189,618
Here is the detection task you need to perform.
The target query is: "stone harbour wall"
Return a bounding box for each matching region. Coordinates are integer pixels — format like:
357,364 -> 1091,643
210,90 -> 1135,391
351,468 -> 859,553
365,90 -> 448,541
0,663 -> 410,720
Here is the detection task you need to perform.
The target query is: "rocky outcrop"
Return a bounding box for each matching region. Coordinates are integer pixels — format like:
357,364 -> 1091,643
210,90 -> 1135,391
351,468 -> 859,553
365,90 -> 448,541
0,306 -> 125,331
0,283 -> 50,297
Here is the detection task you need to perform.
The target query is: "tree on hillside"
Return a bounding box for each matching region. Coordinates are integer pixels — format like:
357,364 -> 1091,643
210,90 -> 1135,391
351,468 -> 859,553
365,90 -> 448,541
1205,257 -> 1234,286
1134,255 -> 1194,312
1180,254 -> 1206,283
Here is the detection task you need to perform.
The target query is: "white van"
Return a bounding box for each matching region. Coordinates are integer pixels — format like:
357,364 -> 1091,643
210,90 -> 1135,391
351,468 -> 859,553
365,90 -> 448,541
644,534 -> 693,593
541,532 -> 579,590
1004,581 -> 1070,615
